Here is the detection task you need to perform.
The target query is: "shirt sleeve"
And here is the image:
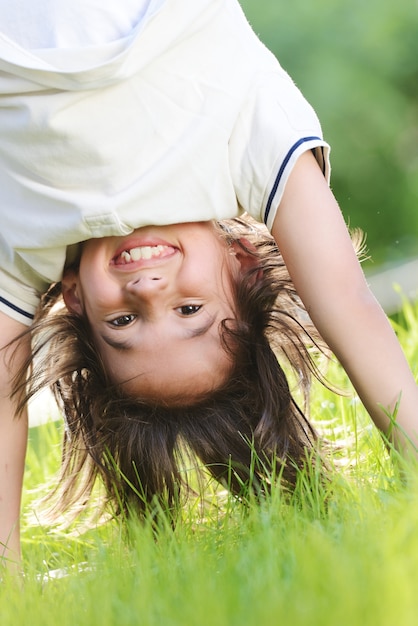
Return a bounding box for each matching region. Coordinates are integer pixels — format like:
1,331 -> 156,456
0,268 -> 39,325
228,66 -> 331,231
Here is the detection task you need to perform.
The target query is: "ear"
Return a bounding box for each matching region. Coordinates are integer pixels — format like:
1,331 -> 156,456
230,238 -> 263,283
61,268 -> 83,316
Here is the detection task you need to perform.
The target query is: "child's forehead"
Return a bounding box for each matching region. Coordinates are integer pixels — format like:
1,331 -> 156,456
105,327 -> 234,405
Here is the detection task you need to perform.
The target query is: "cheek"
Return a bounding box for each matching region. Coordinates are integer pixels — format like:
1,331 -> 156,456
82,279 -> 122,316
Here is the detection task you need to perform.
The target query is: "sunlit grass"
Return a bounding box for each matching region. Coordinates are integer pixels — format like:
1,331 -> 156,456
1,299 -> 418,626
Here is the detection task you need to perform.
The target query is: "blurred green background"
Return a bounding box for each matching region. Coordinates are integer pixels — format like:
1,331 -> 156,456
240,0 -> 418,268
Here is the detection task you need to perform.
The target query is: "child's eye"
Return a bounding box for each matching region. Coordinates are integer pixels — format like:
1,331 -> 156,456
177,305 -> 202,316
109,314 -> 137,327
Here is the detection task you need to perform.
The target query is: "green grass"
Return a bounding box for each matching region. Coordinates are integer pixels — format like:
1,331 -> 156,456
2,298 -> 418,625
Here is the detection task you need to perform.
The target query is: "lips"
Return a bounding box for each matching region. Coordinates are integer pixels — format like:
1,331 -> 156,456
111,244 -> 177,265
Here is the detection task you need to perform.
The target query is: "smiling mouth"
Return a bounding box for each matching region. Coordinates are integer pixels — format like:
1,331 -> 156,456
112,245 -> 176,265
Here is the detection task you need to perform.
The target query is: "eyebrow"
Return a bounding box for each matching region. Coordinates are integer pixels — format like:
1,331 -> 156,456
99,317 -> 216,351
186,316 -> 216,338
98,334 -> 133,351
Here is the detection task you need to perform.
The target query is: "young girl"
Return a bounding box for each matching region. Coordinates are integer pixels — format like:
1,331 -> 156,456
1,0 -> 417,570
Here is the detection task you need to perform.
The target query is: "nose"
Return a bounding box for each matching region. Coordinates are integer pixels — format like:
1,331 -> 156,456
125,275 -> 169,319
126,274 -> 168,297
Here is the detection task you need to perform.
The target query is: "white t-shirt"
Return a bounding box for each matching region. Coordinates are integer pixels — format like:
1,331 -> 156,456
0,0 -> 161,48
0,0 -> 330,325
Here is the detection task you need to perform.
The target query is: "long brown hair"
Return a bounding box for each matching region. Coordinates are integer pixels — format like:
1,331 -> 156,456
12,217 -> 327,521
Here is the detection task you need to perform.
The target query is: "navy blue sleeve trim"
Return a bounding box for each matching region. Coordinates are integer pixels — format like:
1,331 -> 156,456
0,295 -> 34,320
264,136 -> 323,225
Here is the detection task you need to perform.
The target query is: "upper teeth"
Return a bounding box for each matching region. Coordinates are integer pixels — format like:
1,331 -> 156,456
121,245 -> 167,262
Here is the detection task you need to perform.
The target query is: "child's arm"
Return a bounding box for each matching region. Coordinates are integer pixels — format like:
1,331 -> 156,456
272,150 -> 418,453
0,312 -> 29,572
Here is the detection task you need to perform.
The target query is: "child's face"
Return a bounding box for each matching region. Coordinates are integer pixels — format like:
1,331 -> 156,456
64,222 -> 241,404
